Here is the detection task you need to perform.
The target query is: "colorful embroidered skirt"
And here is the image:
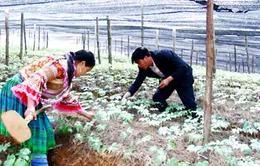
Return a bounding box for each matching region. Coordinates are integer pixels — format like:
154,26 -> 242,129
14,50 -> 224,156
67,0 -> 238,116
0,74 -> 55,154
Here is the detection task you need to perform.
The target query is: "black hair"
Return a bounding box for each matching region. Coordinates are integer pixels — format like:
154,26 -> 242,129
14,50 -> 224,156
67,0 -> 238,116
131,47 -> 151,64
66,50 -> 95,87
74,50 -> 95,67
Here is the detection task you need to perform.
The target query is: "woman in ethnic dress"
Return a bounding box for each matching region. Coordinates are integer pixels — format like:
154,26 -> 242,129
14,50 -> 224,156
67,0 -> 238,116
0,49 -> 95,165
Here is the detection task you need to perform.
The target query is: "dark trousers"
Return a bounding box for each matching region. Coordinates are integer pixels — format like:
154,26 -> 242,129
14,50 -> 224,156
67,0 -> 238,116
152,80 -> 197,113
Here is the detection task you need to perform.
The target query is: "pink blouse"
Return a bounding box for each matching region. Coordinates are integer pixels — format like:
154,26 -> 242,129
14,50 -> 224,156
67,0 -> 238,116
11,55 -> 83,113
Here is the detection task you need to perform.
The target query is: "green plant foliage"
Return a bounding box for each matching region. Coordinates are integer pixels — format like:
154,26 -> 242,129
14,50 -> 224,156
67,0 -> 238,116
74,121 -> 83,132
13,157 -> 29,166
195,161 -> 209,166
224,157 -> 238,165
4,154 -> 16,166
149,146 -> 166,165
211,115 -> 230,132
118,111 -> 134,123
154,148 -> 166,165
87,133 -> 103,151
158,126 -> 171,136
107,143 -> 119,153
0,143 -> 11,152
250,139 -> 260,151
242,121 -> 258,134
120,131 -> 128,139
166,158 -> 178,166
57,123 -> 73,134
136,135 -> 153,145
168,139 -> 175,150
96,123 -> 107,131
74,133 -> 85,143
83,121 -> 94,131
188,132 -> 203,143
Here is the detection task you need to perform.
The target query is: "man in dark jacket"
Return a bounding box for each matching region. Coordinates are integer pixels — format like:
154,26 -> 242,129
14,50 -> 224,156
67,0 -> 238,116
122,47 -> 197,118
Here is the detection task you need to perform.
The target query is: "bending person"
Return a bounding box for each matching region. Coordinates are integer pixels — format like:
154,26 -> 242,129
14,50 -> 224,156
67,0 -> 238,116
122,47 -> 197,118
0,49 -> 95,165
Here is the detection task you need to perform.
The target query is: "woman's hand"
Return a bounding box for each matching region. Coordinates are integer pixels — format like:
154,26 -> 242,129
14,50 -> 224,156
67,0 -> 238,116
25,96 -> 36,121
77,110 -> 95,121
24,108 -> 36,120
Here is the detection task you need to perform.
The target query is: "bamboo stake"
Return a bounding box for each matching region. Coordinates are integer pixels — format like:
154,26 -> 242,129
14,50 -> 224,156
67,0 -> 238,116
234,45 -> 237,72
190,40 -> 194,67
19,13 -> 24,59
141,0 -> 144,46
172,28 -> 176,52
87,29 -> 90,51
245,36 -> 250,73
24,22 -> 27,55
96,17 -> 101,64
156,29 -> 159,49
5,10 -> 9,66
107,15 -> 112,64
33,24 -> 36,51
38,26 -> 41,50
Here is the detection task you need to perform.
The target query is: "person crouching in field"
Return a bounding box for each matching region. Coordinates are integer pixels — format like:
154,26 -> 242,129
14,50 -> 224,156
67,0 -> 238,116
0,50 -> 95,165
122,47 -> 198,118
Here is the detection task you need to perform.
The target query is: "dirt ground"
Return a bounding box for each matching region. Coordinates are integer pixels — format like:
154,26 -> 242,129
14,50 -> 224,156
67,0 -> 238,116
48,133 -> 143,166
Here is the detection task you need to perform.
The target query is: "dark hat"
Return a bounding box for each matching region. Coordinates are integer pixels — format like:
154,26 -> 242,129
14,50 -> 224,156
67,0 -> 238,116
131,47 -> 151,64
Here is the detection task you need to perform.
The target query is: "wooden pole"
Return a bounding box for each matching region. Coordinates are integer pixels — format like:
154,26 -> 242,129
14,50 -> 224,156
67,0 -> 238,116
234,45 -> 237,72
128,36 -> 130,57
204,0 -> 214,143
5,10 -> 9,66
19,13 -> 24,59
121,37 -> 123,56
229,53 -> 232,71
24,22 -> 27,55
42,28 -> 45,50
82,29 -> 86,50
114,39 -> 117,53
33,24 -> 36,51
172,28 -> 176,52
242,60 -> 245,73
96,17 -> 101,64
87,29 -> 90,51
156,29 -> 159,49
180,49 -> 183,58
225,62 -> 228,71
46,31 -> 49,48
94,40 -> 96,55
252,55 -> 255,73
245,36 -> 250,73
107,15 -> 112,64
141,0 -> 144,46
196,52 -> 198,65
190,40 -> 194,67
38,26 -> 40,50
213,48 -> 217,73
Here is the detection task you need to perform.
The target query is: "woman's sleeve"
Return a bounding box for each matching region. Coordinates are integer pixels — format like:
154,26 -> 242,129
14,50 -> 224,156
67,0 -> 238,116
53,93 -> 83,113
11,61 -> 64,106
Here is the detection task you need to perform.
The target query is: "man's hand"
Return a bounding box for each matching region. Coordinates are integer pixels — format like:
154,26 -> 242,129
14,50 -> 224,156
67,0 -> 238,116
121,92 -> 131,104
122,92 -> 131,100
159,76 -> 174,88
